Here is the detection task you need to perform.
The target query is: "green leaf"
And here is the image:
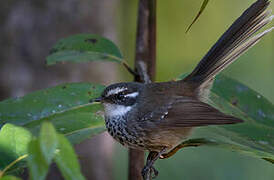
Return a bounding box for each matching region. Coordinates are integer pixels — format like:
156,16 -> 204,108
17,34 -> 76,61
66,125 -> 106,145
27,122 -> 86,180
46,34 -> 123,65
0,83 -> 106,142
0,175 -> 21,180
186,0 -> 210,33
178,74 -> 274,162
54,134 -> 85,180
0,83 -> 106,176
25,104 -> 106,143
0,124 -> 32,171
0,82 -> 104,125
39,122 -> 58,164
27,140 -> 49,180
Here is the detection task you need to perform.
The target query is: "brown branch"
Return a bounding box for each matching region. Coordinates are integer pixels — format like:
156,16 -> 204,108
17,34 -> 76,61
134,0 -> 157,83
128,0 -> 157,180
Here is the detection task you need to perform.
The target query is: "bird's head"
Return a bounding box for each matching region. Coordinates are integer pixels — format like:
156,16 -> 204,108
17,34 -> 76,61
91,82 -> 144,117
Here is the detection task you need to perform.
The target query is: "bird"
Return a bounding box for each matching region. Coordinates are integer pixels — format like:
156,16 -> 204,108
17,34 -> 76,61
91,0 -> 273,179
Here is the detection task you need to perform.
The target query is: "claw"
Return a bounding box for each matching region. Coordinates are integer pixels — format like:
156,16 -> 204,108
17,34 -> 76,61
151,166 -> 159,179
141,166 -> 148,178
142,148 -> 167,180
142,165 -> 158,180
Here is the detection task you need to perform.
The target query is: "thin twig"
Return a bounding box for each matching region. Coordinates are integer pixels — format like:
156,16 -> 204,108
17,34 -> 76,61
129,0 -> 157,180
121,61 -> 139,77
134,0 -> 157,82
0,154 -> 28,177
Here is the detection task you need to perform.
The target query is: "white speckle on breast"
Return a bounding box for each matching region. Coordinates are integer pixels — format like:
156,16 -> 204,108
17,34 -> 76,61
104,103 -> 132,118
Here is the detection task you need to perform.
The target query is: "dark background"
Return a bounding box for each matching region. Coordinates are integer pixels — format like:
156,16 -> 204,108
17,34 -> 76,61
0,0 -> 273,179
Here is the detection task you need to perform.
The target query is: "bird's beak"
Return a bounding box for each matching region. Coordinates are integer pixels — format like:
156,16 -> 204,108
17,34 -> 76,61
89,97 -> 102,103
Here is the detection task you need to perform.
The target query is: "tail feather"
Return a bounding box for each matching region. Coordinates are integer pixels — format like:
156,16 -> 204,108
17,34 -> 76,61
209,24 -> 274,80
183,0 -> 273,88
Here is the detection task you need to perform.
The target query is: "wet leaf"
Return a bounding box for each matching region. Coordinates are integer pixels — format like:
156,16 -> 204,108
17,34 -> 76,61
47,34 -> 123,65
0,83 -> 106,173
24,104 -> 106,142
178,74 -> 274,162
0,82 -> 106,139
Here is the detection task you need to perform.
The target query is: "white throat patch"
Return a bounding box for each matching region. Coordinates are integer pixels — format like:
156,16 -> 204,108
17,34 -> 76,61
103,103 -> 132,117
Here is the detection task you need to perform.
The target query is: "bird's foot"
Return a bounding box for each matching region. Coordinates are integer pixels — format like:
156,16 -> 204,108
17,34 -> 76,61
142,165 -> 158,180
142,148 -> 167,180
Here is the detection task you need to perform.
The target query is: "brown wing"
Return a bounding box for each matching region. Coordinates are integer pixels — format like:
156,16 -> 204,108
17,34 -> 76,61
141,97 -> 243,129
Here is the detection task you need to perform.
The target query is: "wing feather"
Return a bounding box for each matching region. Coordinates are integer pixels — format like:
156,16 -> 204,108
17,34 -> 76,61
141,97 -> 243,129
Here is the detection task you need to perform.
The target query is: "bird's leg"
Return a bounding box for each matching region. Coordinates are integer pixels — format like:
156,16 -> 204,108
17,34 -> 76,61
160,143 -> 203,159
159,144 -> 186,159
160,138 -> 212,159
142,152 -> 158,180
142,147 -> 167,180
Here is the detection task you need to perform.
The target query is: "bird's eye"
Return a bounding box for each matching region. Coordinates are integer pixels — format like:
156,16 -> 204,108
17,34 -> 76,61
116,93 -> 125,101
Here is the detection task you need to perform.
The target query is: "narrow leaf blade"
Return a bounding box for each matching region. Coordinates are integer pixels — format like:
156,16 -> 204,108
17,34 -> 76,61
39,122 -> 58,164
27,140 -> 49,180
54,134 -> 85,180
186,0 -> 210,33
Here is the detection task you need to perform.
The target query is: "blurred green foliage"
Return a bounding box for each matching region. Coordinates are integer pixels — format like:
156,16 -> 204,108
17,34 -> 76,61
115,0 -> 274,179
27,122 -> 85,180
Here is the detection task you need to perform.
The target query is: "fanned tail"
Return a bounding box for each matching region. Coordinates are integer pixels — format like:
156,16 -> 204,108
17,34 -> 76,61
182,0 -> 273,99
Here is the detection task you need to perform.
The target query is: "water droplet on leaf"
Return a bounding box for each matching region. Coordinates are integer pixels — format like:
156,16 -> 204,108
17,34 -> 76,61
70,92 -> 76,96
77,101 -> 82,105
257,95 -> 261,99
14,96 -> 22,102
32,115 -> 39,120
236,85 -> 248,92
55,149 -> 60,154
257,109 -> 266,118
258,140 -> 268,145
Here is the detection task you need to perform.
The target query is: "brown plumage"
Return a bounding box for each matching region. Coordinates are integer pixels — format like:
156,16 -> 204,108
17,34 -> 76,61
93,0 -> 273,179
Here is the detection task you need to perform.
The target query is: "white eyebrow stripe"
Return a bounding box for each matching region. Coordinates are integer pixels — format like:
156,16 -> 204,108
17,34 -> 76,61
125,92 -> 139,98
106,87 -> 127,97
